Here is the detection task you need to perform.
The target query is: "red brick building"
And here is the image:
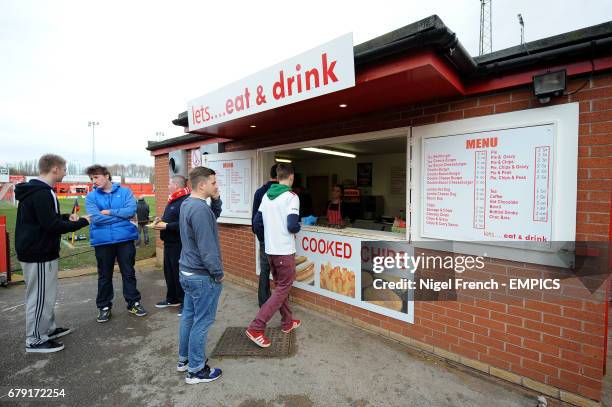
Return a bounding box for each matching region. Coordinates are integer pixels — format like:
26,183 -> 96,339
148,16 -> 612,405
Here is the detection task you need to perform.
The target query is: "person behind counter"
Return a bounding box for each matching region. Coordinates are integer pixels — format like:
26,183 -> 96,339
326,184 -> 346,225
248,163 -> 301,348
251,164 -> 278,308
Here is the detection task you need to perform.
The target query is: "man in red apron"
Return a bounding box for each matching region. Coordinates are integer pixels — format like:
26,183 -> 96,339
327,184 -> 345,226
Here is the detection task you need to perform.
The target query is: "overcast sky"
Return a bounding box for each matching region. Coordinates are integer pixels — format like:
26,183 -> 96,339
1,0 -> 610,170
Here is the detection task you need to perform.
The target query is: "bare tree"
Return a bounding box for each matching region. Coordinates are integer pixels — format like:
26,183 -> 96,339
6,160 -> 153,180
8,160 -> 38,175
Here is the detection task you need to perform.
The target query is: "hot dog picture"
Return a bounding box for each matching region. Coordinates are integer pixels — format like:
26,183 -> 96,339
295,261 -> 315,284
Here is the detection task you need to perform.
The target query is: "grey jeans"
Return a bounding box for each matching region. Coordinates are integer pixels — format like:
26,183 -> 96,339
137,224 -> 149,245
21,260 -> 59,346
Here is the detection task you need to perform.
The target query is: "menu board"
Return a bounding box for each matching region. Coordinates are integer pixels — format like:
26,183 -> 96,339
206,157 -> 252,219
421,124 -> 554,244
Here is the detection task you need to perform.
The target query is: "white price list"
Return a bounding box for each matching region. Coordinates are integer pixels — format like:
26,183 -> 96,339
533,146 -> 551,222
422,124 -> 555,243
473,151 -> 487,229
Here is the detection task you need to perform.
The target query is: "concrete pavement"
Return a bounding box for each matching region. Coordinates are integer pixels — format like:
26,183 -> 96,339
0,267 -> 546,406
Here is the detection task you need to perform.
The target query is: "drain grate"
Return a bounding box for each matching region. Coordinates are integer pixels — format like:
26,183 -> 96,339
211,327 -> 296,358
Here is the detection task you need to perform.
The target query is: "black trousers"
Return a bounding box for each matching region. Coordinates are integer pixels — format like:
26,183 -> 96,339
95,241 -> 141,310
163,244 -> 184,304
258,241 -> 271,307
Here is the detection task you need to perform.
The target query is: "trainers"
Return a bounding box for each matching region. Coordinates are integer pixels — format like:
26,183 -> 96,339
245,328 -> 271,348
26,340 -> 64,353
48,327 -> 72,340
177,360 -> 188,372
177,304 -> 183,317
156,300 -> 181,308
282,320 -> 301,334
97,307 -> 112,323
185,361 -> 222,384
128,302 -> 147,317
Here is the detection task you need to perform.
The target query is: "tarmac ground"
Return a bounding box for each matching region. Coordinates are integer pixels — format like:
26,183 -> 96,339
0,266 -> 549,406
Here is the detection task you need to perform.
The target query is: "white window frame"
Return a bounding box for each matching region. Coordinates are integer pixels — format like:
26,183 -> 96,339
257,126 -> 411,239
410,103 -> 579,267
203,150 -> 258,225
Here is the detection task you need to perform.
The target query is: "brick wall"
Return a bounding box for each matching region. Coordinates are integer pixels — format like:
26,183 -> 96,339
154,154 -> 169,260
153,70 -> 612,404
218,224 -> 257,282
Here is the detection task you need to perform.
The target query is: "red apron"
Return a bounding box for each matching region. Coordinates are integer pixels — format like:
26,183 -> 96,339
327,202 -> 343,225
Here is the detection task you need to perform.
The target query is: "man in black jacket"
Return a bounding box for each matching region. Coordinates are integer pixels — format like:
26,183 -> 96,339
15,154 -> 90,353
251,164 -> 277,307
153,175 -> 190,315
136,195 -> 150,247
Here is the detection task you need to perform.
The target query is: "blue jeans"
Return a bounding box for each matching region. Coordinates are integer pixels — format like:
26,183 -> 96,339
178,272 -> 222,373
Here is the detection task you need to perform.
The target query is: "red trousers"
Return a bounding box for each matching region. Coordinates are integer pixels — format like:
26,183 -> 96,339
248,254 -> 295,331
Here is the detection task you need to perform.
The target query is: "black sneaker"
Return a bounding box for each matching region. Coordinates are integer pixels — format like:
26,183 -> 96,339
177,304 -> 183,317
26,340 -> 64,353
156,300 -> 181,308
128,302 -> 147,317
97,307 -> 112,323
48,327 -> 71,340
185,361 -> 222,384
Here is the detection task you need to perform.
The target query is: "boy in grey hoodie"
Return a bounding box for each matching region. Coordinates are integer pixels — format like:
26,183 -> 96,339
177,167 -> 223,385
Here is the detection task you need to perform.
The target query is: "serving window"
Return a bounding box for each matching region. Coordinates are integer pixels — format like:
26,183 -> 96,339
258,128 -> 410,239
257,128 -> 414,323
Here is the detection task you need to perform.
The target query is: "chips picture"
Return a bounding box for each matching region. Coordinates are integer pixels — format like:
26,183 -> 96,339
319,262 -> 355,298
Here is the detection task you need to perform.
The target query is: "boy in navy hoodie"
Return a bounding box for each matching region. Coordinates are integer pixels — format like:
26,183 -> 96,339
85,165 -> 146,323
251,164 -> 277,307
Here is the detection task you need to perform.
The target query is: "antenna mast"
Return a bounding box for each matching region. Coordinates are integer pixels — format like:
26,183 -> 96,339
479,0 -> 493,55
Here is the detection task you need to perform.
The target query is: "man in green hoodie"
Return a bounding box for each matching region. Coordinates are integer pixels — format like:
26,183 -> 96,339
246,163 -> 301,348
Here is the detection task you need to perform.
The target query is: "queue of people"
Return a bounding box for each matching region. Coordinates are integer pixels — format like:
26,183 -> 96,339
14,155 -> 303,386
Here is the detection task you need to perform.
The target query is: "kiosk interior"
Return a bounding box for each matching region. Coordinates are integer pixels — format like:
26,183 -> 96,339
262,134 -> 408,235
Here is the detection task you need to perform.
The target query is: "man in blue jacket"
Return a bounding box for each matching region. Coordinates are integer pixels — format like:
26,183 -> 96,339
85,165 -> 147,323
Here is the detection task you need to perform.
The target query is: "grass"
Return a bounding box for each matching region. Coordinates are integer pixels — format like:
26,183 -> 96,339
0,196 -> 157,274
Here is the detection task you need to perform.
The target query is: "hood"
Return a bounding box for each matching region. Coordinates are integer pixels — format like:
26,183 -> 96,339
95,182 -> 121,194
15,179 -> 52,202
266,184 -> 292,200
